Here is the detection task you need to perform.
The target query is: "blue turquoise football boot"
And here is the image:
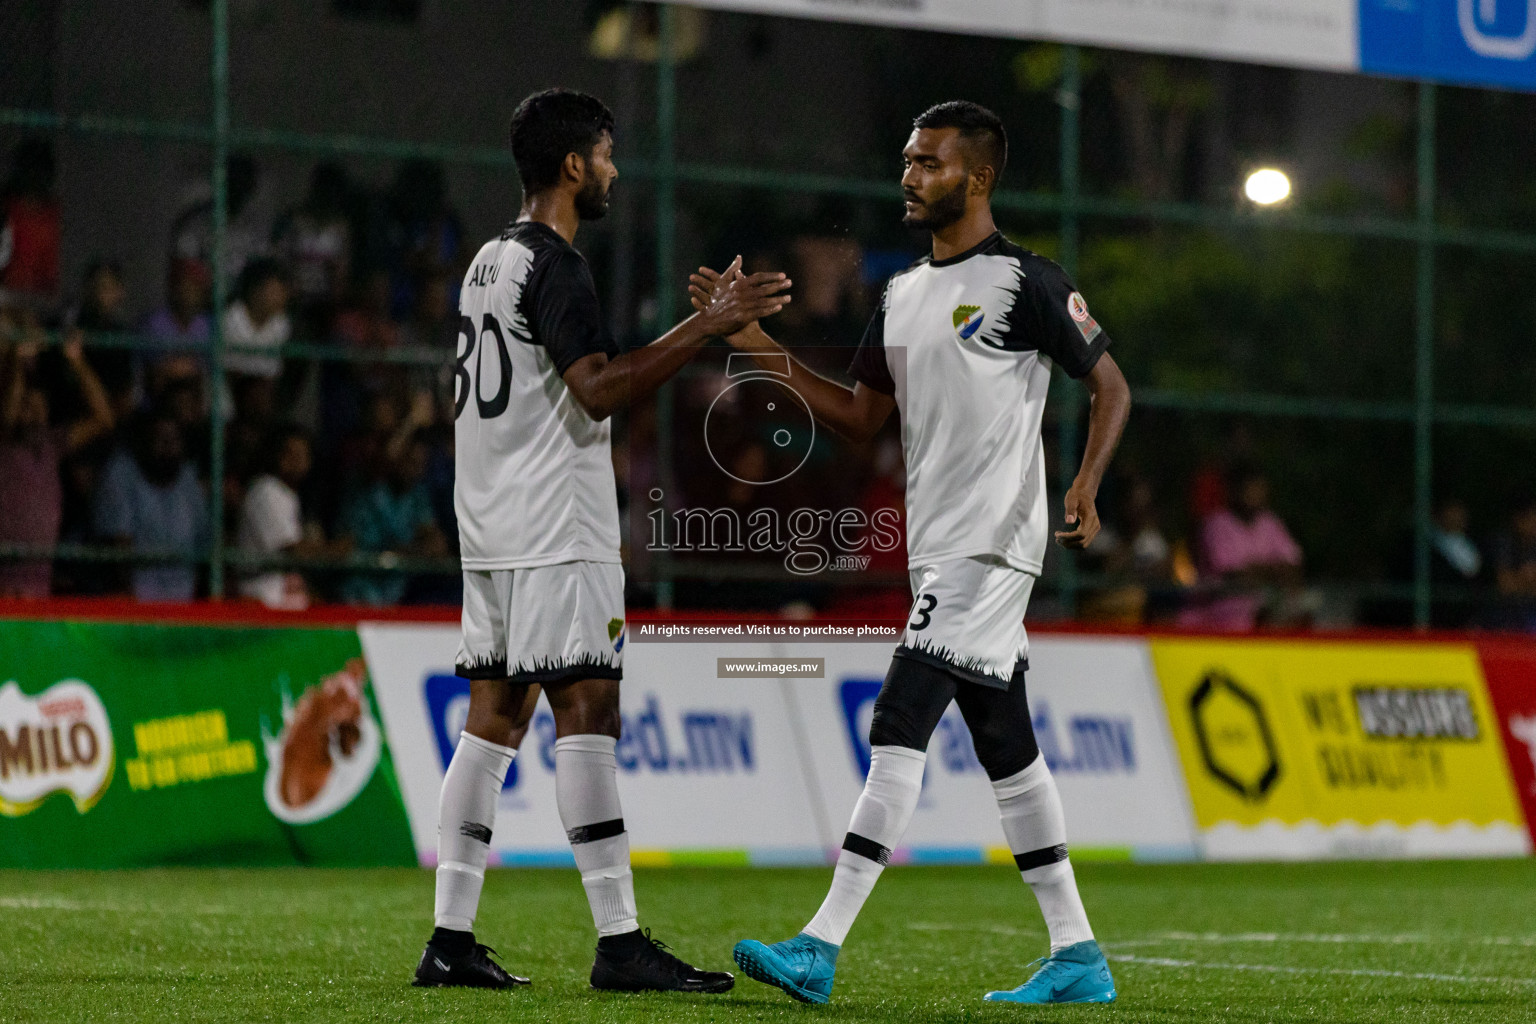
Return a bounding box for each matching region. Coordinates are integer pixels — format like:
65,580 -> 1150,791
732,932 -> 839,1004
983,940 -> 1117,1004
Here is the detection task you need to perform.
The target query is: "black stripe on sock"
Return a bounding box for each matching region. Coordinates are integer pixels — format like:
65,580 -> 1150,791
459,821 -> 492,844
566,817 -> 626,845
1014,843 -> 1069,872
842,832 -> 891,866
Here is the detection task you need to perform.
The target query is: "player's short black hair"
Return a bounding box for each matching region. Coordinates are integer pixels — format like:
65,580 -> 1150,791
509,88 -> 616,197
912,101 -> 1007,191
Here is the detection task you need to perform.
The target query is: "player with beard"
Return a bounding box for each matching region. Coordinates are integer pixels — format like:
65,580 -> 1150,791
692,101 -> 1132,1005
414,88 -> 791,993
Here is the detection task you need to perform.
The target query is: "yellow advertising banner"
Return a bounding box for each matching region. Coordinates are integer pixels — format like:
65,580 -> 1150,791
1149,639 -> 1530,859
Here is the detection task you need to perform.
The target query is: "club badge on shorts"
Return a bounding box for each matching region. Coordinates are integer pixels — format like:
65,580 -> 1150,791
608,617 -> 626,653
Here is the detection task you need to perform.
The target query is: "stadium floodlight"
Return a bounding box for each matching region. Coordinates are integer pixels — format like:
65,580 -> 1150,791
1244,168 -> 1292,206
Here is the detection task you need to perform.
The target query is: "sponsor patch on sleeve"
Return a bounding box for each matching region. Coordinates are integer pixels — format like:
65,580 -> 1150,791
1067,292 -> 1102,343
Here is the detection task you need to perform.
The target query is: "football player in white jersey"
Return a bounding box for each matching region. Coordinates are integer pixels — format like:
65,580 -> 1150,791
693,101 -> 1132,1005
414,88 -> 790,993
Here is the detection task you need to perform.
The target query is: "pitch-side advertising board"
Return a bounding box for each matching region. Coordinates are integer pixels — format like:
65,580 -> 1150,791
670,1 -> 1536,93
7,616 -> 1533,867
1150,638 -> 1531,860
0,620 -> 415,868
359,624 -> 1198,866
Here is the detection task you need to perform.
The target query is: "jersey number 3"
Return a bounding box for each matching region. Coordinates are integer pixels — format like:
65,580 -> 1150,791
908,593 -> 937,632
455,313 -> 512,420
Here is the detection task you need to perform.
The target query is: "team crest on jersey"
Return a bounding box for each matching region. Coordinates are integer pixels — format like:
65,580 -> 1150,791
952,304 -> 985,341
607,617 -> 626,653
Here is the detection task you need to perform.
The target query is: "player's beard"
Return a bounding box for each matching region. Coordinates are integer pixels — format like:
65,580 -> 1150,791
902,179 -> 967,231
576,174 -> 611,221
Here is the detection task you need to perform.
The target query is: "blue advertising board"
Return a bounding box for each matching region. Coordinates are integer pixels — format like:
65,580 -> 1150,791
1361,0 -> 1536,91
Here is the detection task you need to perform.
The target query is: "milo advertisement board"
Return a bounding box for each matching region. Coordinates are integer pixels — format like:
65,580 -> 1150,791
0,620 -> 414,868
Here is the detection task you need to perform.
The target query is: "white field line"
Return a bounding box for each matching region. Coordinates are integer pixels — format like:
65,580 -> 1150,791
1110,931 -> 1536,949
0,895 -> 414,917
0,896 -> 110,911
0,895 -> 247,914
1107,953 -> 1536,988
908,922 -> 1536,948
908,921 -> 1039,937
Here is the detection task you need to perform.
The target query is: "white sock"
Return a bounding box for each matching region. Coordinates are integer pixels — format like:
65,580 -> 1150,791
555,734 -> 639,937
433,730 -> 515,932
803,745 -> 926,946
993,755 -> 1095,952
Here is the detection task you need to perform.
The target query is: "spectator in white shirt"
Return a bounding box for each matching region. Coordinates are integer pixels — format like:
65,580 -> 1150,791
237,425 -> 346,609
223,259 -> 290,422
224,257 -> 289,378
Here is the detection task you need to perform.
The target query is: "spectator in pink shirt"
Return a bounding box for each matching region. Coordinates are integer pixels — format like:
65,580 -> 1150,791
0,328 -> 116,597
1179,466 -> 1305,630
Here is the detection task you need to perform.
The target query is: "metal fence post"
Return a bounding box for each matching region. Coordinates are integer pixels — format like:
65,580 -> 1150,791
1057,45 -> 1083,614
1413,82 -> 1437,629
208,0 -> 230,598
654,2 -> 678,610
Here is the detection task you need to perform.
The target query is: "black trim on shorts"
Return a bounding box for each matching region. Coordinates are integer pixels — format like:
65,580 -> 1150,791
456,656 -> 510,681
510,656 -> 623,685
893,642 -> 1026,692
456,656 -> 623,684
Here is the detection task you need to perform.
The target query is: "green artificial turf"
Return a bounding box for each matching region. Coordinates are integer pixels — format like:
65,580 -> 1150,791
2,860 -> 1533,1023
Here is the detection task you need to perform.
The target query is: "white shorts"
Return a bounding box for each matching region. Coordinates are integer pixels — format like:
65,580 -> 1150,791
897,556 -> 1035,690
455,561 -> 626,683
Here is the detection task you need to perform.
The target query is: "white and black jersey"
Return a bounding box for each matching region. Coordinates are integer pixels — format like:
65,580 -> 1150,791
850,231 -> 1111,576
454,221 -> 622,570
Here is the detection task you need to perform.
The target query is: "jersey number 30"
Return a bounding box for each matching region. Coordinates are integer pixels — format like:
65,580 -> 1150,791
455,313 -> 512,420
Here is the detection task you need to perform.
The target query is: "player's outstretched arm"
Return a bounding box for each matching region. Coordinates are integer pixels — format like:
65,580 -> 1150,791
1054,351 -> 1131,550
562,257 -> 790,421
689,269 -> 895,443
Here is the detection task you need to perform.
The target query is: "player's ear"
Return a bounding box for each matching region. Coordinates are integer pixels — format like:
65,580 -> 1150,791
970,164 -> 995,197
562,150 -> 585,186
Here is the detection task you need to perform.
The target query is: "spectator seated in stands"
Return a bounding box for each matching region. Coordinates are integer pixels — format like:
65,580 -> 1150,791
1429,497 -> 1483,627
0,329 -> 114,597
336,430 -> 446,606
170,153 -> 267,293
334,267 -> 405,398
237,425 -> 349,610
383,158 -> 465,320
60,260 -> 136,419
0,136 -> 61,319
1179,465 -> 1309,631
223,258 -> 291,413
143,259 -> 212,400
273,161 -> 353,341
1081,477 -> 1175,624
1492,495 -> 1536,632
93,408 -> 208,602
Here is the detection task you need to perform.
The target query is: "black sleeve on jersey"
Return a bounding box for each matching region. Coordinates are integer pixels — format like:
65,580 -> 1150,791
526,248 -> 620,375
848,299 -> 897,395
1022,262 -> 1112,379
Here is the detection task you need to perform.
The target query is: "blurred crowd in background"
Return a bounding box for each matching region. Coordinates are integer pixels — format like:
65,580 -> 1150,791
5,130 -> 1536,632
0,139 -> 457,609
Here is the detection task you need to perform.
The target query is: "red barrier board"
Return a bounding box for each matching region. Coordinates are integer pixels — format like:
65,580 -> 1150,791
1476,641 -> 1536,847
